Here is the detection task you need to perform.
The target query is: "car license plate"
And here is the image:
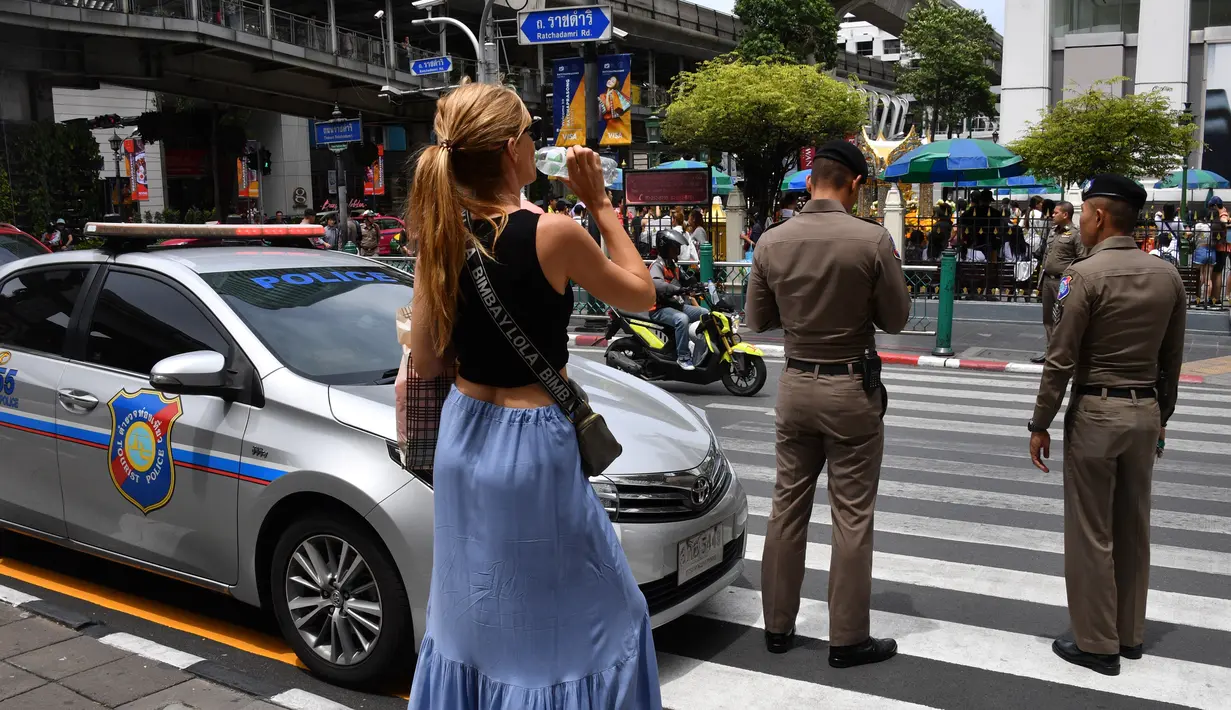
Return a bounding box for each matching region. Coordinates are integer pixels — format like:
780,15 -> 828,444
677,525 -> 723,585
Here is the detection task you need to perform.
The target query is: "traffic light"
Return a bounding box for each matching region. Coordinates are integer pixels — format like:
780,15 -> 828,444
259,148 -> 272,176
88,114 -> 122,130
245,151 -> 259,172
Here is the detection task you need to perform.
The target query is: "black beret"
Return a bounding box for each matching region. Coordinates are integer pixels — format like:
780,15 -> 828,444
1081,174 -> 1147,212
814,140 -> 869,181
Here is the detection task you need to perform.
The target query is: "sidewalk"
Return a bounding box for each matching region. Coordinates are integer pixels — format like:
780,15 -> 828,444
0,589 -> 351,710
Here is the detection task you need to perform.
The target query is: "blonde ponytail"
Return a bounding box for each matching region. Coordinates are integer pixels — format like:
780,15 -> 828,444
407,81 -> 529,356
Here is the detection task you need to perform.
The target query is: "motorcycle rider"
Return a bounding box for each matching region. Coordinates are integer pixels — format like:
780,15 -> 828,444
649,229 -> 708,370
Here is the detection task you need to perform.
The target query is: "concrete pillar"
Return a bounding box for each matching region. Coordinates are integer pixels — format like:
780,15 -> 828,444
385,0 -> 396,71
886,98 -> 899,138
1136,0 -> 1191,110
878,95 -> 891,138
537,45 -> 544,87
999,0 -> 1052,145
188,0 -> 198,21
648,49 -> 657,91
884,185 -> 905,257
328,0 -> 337,53
264,0 -> 273,42
726,187 -> 746,261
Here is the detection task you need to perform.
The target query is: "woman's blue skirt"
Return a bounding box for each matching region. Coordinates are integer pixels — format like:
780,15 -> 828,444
408,388 -> 662,710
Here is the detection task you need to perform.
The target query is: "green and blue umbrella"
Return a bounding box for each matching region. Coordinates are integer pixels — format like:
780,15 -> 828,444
780,169 -> 810,192
942,173 -> 1060,191
1153,169 -> 1230,190
653,159 -> 733,195
882,138 -> 1026,183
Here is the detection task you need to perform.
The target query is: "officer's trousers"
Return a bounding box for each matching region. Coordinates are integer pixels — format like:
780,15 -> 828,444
762,369 -> 884,646
1063,393 -> 1159,655
1040,274 -> 1061,342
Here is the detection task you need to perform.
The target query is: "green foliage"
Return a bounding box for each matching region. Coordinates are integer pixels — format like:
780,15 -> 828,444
0,168 -> 13,225
2,120 -> 104,231
664,57 -> 866,221
1009,80 -> 1198,190
897,0 -> 1000,137
734,0 -> 839,67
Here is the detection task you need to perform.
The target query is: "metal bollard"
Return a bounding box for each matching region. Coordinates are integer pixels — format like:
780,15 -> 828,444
932,250 -> 956,357
699,243 -> 714,283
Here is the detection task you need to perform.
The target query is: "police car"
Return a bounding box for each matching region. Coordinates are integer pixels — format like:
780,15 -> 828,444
0,223 -> 747,688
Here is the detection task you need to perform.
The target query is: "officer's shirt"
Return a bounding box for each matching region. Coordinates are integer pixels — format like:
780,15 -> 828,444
1041,223 -> 1084,277
744,199 -> 911,363
1031,235 -> 1187,429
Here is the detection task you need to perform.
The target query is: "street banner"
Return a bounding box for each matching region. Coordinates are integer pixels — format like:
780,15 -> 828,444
236,158 -> 259,199
365,144 -> 386,196
237,158 -> 248,199
800,146 -> 815,170
126,139 -> 149,202
553,57 -> 586,147
598,53 -> 632,146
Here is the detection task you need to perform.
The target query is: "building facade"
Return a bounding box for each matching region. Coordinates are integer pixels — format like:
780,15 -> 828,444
1001,0 -> 1231,175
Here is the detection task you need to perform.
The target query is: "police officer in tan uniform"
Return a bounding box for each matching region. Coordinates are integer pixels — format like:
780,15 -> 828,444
1032,200 -> 1084,363
745,140 -> 910,667
1027,175 -> 1186,676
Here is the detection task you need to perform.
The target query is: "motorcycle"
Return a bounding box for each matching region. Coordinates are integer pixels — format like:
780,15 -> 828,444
603,282 -> 768,396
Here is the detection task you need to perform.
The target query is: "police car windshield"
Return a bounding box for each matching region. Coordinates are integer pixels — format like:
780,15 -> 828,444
201,266 -> 410,386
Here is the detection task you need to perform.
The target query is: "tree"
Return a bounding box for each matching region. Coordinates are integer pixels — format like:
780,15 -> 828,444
0,168 -> 13,225
664,57 -> 866,223
2,120 -> 104,231
896,0 -> 1000,138
1009,80 -> 1197,190
734,0 -> 840,68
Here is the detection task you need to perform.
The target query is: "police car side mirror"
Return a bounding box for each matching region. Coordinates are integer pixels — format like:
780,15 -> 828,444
150,351 -> 235,399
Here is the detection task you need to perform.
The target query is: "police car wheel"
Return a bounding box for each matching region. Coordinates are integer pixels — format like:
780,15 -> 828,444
269,513 -> 413,688
721,355 -> 767,397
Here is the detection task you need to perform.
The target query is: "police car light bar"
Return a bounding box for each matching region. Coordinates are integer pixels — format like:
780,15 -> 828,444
84,223 -> 326,239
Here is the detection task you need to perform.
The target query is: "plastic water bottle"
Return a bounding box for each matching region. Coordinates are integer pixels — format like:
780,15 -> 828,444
535,147 -> 621,186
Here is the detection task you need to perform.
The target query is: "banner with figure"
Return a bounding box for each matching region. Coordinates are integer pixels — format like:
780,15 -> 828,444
598,53 -> 632,146
553,57 -> 586,147
125,138 -> 149,202
365,144 -> 386,196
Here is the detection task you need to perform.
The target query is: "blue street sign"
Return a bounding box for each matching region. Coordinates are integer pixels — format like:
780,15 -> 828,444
517,5 -> 613,45
410,56 -> 453,76
313,118 -> 362,146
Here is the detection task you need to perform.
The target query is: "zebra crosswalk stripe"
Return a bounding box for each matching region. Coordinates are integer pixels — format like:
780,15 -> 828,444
658,365 -> 1231,710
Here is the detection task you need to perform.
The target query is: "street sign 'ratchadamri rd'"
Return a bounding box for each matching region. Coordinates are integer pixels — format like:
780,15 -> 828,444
517,5 -> 613,45
410,56 -> 453,76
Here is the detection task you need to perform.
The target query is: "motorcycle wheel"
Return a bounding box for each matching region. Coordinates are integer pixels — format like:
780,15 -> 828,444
605,337 -> 645,374
722,354 -> 767,396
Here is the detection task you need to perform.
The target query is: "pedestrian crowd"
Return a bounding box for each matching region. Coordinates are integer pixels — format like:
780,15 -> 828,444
392,82 -> 1188,708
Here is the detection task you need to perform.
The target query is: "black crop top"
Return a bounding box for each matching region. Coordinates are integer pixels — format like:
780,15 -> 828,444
453,210 -> 574,387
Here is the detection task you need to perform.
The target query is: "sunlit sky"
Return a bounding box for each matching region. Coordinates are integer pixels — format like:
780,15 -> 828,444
693,0 -> 1006,35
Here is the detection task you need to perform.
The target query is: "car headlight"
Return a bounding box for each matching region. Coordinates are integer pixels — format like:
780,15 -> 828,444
589,443 -> 730,523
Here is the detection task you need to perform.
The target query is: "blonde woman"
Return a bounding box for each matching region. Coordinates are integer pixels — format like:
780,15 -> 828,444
405,82 -> 660,709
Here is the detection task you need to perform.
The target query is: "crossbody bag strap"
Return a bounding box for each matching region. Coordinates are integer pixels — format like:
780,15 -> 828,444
463,244 -> 585,422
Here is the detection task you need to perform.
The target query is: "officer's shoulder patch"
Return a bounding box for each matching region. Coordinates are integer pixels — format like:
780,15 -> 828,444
1058,274 -> 1072,300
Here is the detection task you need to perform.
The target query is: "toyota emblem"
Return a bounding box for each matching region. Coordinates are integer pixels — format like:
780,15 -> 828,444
690,478 -> 712,507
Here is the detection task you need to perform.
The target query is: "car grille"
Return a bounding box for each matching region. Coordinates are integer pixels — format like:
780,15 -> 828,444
607,454 -> 732,523
640,533 -> 745,616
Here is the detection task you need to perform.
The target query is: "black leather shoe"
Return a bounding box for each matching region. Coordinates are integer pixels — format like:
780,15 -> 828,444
1052,638 -> 1120,675
765,627 -> 795,654
1120,644 -> 1143,660
828,637 -> 897,668
1030,354 -> 1046,364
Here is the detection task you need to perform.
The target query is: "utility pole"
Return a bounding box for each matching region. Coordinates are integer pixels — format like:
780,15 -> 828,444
329,105 -> 350,247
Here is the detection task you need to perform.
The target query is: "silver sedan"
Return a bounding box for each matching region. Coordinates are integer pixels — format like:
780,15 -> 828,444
0,224 -> 748,688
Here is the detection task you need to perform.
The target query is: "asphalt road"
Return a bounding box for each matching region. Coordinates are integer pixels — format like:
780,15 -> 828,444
1,350 -> 1228,709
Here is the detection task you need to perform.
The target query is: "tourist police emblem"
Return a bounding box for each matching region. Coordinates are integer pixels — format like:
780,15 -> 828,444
108,390 -> 183,514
